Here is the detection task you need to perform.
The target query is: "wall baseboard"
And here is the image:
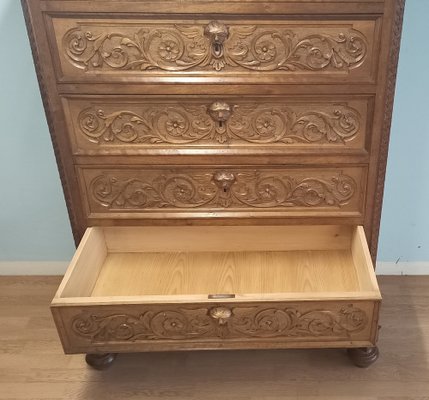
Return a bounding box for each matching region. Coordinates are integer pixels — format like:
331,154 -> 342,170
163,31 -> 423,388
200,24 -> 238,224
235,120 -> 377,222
0,261 -> 69,275
0,261 -> 428,276
376,261 -> 429,275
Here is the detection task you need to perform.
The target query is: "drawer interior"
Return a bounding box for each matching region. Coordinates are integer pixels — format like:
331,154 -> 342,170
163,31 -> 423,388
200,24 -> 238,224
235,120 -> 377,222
53,225 -> 380,304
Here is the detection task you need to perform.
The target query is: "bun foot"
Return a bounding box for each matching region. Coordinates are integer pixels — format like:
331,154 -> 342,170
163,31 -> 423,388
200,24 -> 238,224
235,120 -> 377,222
85,353 -> 117,370
347,346 -> 379,368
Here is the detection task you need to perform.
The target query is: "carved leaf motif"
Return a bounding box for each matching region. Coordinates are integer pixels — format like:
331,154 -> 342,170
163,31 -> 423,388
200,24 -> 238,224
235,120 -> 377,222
89,171 -> 357,210
63,23 -> 368,72
78,106 -> 214,144
71,305 -> 368,342
77,104 -> 360,145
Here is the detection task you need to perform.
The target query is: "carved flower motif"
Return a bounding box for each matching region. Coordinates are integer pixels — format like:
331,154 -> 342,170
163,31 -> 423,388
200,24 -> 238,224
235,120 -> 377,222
158,40 -> 180,61
166,119 -> 186,136
173,184 -> 193,202
256,117 -> 276,135
255,41 -> 276,61
257,184 -> 278,200
163,317 -> 185,332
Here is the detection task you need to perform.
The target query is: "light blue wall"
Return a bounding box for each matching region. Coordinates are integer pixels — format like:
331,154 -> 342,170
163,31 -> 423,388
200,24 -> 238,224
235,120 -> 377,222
0,0 -> 75,260
0,0 -> 426,262
377,0 -> 429,262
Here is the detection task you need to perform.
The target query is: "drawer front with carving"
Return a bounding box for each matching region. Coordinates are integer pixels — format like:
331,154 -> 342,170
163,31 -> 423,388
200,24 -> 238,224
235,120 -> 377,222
51,225 -> 381,354
64,95 -> 370,154
54,300 -> 377,353
49,17 -> 378,83
77,166 -> 366,219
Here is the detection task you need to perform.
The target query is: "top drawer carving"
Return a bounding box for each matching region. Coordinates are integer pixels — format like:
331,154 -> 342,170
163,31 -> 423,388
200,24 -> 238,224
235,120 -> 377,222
49,17 -> 378,83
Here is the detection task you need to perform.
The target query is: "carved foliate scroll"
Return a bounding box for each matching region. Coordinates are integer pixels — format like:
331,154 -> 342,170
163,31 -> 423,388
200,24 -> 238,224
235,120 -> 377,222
63,21 -> 368,73
71,304 -> 368,342
77,103 -> 361,145
89,170 -> 357,210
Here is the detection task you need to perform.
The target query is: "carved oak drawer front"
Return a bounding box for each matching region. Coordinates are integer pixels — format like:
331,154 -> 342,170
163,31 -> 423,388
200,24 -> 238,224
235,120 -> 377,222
77,166 -> 366,219
50,17 -> 378,83
57,301 -> 378,353
50,225 -> 381,354
64,95 -> 369,154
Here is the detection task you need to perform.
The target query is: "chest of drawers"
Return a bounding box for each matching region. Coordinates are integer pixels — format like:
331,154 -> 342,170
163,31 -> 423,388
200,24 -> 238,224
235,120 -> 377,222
23,0 -> 404,369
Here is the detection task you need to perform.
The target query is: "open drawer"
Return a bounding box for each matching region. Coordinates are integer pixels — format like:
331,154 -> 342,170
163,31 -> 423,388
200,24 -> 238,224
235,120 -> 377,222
51,225 -> 381,354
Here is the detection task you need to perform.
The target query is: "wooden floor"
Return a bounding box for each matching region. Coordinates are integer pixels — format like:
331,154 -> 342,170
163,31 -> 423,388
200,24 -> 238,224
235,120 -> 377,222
0,276 -> 428,399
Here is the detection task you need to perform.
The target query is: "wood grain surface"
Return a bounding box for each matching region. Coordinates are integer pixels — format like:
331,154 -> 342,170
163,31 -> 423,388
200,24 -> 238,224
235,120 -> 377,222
54,225 -> 379,301
91,250 -> 362,296
0,275 -> 427,399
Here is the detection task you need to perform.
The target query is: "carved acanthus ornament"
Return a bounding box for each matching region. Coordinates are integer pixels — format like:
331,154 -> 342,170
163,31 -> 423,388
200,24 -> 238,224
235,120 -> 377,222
78,102 -> 360,145
63,21 -> 368,72
71,304 -> 368,342
90,170 -> 357,210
